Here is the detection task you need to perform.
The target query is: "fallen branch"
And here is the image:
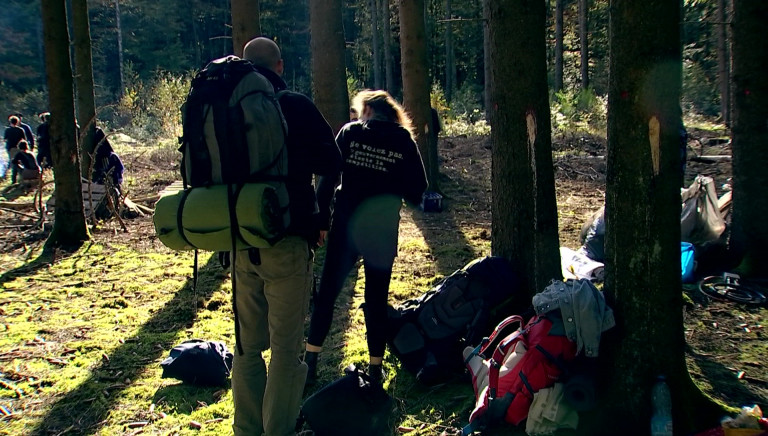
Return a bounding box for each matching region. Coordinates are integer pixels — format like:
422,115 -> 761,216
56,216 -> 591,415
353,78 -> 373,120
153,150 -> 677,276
0,207 -> 41,220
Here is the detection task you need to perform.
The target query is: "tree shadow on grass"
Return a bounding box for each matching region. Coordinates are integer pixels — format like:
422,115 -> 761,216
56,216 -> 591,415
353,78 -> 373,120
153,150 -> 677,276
410,156 -> 493,278
30,252 -> 227,436
688,348 -> 768,408
152,382 -> 230,414
0,246 -> 54,287
302,248 -> 364,395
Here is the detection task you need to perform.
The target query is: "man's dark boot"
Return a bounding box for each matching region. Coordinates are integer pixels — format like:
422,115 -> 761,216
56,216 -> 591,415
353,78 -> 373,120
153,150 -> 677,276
304,351 -> 319,386
369,364 -> 384,385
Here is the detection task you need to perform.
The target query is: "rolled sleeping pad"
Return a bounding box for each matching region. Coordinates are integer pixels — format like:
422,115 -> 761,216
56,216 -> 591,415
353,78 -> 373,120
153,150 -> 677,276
153,183 -> 287,251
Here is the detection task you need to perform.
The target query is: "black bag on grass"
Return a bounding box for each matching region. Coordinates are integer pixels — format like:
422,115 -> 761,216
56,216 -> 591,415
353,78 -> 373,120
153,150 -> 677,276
385,256 -> 527,385
300,365 -> 396,436
160,339 -> 234,386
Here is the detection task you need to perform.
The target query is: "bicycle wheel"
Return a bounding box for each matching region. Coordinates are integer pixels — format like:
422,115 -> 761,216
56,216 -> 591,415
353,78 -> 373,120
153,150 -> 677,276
698,276 -> 767,306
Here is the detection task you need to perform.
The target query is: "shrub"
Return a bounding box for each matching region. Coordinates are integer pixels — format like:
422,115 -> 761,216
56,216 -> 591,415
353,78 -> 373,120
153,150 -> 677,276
115,69 -> 191,142
551,87 -> 607,136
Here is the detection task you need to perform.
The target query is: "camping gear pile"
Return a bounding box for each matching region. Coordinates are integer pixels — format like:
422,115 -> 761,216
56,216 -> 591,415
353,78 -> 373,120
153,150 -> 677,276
574,175 -> 729,283
299,256 -> 616,435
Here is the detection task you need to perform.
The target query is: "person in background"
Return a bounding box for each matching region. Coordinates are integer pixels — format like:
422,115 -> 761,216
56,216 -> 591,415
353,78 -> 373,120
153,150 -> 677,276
304,90 -> 428,387
92,127 -> 124,193
11,140 -> 40,191
230,37 -> 342,436
36,112 -> 52,169
13,113 -> 35,151
4,115 -> 27,183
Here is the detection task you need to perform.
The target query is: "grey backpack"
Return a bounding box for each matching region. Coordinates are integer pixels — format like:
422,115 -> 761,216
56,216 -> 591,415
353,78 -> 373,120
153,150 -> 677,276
155,56 -> 290,251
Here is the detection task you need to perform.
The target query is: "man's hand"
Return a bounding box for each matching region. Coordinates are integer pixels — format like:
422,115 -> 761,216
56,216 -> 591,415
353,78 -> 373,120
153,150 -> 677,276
316,230 -> 328,247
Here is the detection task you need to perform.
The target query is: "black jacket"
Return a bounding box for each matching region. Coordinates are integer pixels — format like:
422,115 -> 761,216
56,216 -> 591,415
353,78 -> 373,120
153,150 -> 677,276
12,150 -> 39,171
254,66 -> 343,242
330,119 -> 427,212
20,122 -> 34,149
4,125 -> 26,151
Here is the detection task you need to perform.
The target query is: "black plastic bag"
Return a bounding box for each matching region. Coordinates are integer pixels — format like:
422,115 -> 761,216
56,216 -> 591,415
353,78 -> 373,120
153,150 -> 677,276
300,365 -> 396,436
160,339 -> 233,386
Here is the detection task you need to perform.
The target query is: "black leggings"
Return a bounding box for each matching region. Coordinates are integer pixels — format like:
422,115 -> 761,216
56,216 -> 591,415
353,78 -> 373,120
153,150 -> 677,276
307,203 -> 399,358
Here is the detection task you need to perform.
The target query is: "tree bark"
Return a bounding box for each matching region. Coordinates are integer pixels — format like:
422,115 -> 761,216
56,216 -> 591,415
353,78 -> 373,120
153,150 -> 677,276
42,0 -> 89,250
444,0 -> 455,101
371,0 -> 383,89
716,0 -> 730,126
593,1 -> 725,433
72,0 -> 97,178
730,0 -> 768,278
231,0 -> 261,57
579,0 -> 589,90
488,0 -> 561,295
381,0 -> 394,92
554,0 -> 564,92
400,0 -> 440,192
310,0 -> 350,134
114,0 -> 123,98
482,0 -> 491,115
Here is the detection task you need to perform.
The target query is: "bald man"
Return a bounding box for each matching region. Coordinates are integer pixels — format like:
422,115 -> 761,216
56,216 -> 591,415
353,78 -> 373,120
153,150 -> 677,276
231,37 -> 341,436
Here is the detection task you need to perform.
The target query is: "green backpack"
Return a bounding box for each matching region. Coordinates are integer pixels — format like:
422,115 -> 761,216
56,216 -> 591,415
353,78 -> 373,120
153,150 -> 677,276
154,56 -> 289,251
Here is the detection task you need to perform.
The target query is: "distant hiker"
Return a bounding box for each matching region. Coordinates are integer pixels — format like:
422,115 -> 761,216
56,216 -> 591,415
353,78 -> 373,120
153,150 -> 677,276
11,140 -> 40,190
305,90 -> 428,386
92,127 -> 124,193
230,37 -> 342,436
36,112 -> 52,169
12,113 -> 35,151
4,115 -> 27,182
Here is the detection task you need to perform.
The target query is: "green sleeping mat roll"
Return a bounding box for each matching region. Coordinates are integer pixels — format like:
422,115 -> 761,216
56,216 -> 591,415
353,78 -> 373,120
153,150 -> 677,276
153,183 -> 288,251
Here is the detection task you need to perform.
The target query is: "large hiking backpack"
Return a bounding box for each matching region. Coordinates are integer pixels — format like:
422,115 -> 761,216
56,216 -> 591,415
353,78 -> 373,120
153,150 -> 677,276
462,279 -> 614,434
385,256 -> 527,385
153,55 -> 289,251
462,313 -> 577,434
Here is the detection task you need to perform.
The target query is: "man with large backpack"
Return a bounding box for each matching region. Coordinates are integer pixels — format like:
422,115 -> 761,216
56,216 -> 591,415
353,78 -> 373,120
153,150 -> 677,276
232,37 -> 342,436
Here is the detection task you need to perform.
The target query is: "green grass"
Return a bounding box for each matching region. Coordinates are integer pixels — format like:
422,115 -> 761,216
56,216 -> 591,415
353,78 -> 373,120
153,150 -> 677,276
1,132 -> 764,436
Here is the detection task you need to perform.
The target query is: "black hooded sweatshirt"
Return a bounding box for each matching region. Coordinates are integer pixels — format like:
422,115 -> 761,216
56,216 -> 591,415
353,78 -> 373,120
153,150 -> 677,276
254,66 -> 342,242
329,119 -> 427,214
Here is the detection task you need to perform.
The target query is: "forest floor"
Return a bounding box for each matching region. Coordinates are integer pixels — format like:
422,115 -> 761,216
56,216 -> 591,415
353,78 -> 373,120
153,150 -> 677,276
0,128 -> 765,435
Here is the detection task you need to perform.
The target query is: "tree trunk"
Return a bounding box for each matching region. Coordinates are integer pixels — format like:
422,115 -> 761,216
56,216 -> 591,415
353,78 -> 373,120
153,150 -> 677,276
400,0 -> 440,192
310,0 -> 350,134
444,0 -> 455,102
114,0 -> 123,98
716,0 -> 730,126
231,0 -> 261,57
382,0 -> 394,92
482,0 -> 491,115
579,0 -> 589,90
371,0 -> 383,89
554,0 -> 564,92
593,1 -> 725,434
72,0 -> 97,178
488,0 -> 561,295
42,0 -> 89,250
730,0 -> 768,278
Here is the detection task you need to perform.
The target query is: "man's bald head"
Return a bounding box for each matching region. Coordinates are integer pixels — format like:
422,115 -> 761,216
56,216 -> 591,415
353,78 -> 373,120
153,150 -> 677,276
243,37 -> 283,75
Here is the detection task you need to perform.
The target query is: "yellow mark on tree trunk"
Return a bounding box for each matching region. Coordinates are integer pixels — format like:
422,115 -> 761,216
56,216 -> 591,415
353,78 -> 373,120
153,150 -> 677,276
526,111 -> 537,148
649,116 -> 660,175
